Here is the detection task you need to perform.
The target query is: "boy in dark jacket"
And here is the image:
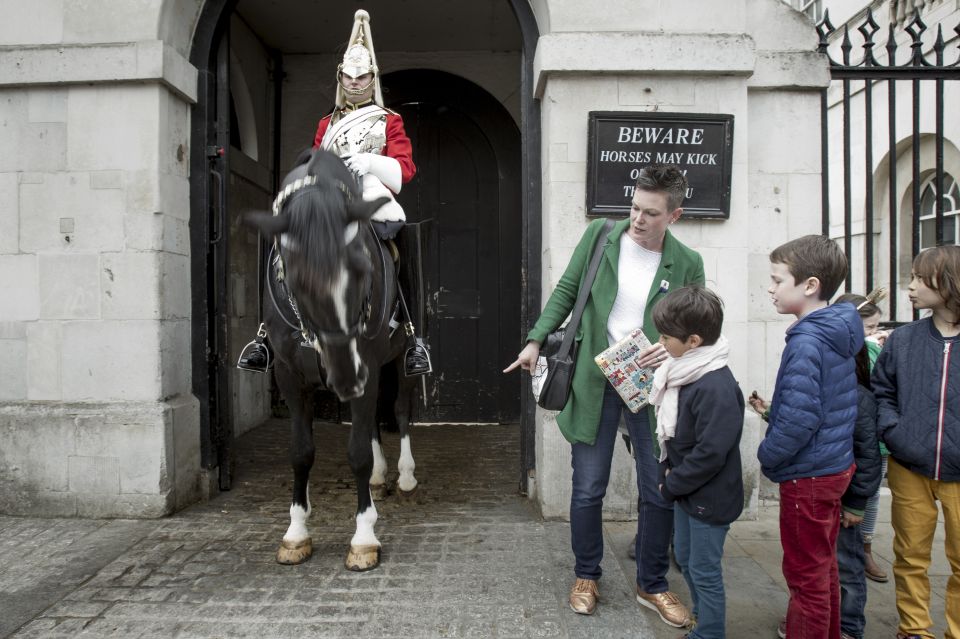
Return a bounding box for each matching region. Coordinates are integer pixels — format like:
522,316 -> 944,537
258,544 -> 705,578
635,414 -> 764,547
651,286 -> 744,639
836,344 -> 882,639
872,246 -> 960,639
753,235 -> 864,639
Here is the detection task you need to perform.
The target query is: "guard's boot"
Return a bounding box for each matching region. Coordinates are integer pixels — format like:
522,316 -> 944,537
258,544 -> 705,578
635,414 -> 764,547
238,324 -> 273,373
396,269 -> 430,377
404,332 -> 432,377
393,224 -> 431,377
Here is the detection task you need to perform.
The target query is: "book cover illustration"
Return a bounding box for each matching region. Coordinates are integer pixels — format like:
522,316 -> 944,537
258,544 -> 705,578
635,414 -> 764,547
594,328 -> 655,413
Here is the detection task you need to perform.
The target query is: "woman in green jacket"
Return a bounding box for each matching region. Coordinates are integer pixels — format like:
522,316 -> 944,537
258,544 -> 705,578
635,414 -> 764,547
506,165 -> 705,625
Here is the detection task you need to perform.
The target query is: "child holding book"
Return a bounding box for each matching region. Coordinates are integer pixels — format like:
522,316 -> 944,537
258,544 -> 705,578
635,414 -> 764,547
872,245 -> 960,639
651,286 -> 745,639
755,235 -> 864,639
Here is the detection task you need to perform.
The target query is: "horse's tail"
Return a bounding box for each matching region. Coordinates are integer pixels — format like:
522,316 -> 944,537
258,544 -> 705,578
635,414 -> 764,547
375,362 -> 399,431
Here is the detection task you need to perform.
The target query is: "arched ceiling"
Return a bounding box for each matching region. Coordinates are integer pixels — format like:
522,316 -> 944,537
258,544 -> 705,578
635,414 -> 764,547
235,0 -> 522,54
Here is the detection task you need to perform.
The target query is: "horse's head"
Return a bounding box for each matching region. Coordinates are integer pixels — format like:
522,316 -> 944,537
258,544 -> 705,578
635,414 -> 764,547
245,150 -> 390,401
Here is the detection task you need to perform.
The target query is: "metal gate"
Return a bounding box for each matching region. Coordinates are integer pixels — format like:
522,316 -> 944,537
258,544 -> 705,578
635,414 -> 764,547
817,7 -> 960,319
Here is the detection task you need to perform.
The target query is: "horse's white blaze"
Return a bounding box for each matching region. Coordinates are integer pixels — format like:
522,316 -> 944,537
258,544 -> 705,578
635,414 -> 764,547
350,500 -> 380,547
349,338 -> 362,376
370,438 -> 387,486
283,486 -> 311,543
331,266 -> 351,334
331,264 -> 364,380
397,435 -> 417,492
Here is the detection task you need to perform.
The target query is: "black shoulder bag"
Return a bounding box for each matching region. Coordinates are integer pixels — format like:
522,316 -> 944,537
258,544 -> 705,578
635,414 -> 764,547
537,219 -> 613,411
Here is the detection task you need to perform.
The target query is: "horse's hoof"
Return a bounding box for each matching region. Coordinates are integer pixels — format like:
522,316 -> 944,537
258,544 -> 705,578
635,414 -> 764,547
345,544 -> 381,571
398,485 -> 419,503
276,538 -> 312,565
370,483 -> 388,501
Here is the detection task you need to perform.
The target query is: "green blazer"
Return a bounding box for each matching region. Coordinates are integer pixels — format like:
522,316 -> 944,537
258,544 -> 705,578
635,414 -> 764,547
527,218 -> 706,445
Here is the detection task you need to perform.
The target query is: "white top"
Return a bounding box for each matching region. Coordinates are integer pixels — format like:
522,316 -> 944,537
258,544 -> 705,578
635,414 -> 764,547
607,234 -> 662,345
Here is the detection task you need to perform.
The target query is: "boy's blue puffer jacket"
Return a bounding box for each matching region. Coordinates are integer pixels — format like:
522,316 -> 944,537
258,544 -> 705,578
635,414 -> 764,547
872,318 -> 960,481
758,303 -> 864,482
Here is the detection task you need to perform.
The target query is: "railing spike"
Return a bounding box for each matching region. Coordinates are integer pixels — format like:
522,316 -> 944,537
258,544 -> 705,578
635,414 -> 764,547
955,22 -> 960,68
816,9 -> 836,56
885,22 -> 898,67
859,10 -> 881,66
841,24 -> 853,65
934,24 -> 945,66
904,10 -> 928,66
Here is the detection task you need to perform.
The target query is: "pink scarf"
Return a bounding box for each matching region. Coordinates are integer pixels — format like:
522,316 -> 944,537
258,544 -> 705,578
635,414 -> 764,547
649,335 -> 729,461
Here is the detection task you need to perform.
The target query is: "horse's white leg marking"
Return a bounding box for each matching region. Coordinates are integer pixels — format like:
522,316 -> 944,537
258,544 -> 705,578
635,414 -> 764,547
397,435 -> 417,492
283,483 -> 311,543
370,438 -> 387,487
350,498 -> 380,548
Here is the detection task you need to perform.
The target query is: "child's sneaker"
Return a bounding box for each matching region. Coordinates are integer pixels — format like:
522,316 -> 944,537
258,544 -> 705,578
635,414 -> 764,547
636,587 -> 691,628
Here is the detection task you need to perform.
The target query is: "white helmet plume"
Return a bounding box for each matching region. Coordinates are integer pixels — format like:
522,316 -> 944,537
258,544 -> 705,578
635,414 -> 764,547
336,9 -> 384,108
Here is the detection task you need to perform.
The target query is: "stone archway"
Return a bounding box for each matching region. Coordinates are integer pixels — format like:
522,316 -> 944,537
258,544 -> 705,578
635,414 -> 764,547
186,0 -> 541,491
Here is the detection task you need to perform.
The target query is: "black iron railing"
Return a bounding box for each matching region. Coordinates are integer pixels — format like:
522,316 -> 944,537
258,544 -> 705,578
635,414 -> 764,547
817,8 -> 960,319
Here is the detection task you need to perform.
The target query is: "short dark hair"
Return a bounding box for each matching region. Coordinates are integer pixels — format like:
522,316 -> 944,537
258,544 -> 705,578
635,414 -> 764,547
635,164 -> 688,211
652,285 -> 724,345
834,293 -> 880,320
769,235 -> 847,301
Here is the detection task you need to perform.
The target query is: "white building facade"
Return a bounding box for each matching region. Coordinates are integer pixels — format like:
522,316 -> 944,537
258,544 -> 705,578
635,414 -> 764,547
0,0 -> 834,519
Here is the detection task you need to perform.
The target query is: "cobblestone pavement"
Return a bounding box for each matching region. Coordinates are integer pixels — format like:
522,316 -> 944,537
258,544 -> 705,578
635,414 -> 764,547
2,421 -> 662,638
0,419 -> 951,638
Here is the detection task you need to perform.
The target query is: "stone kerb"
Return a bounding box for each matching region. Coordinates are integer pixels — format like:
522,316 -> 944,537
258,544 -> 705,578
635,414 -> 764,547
0,396 -> 201,518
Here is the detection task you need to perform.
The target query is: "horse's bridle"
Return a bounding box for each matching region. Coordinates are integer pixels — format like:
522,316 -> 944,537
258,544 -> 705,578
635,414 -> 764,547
267,175 -> 388,350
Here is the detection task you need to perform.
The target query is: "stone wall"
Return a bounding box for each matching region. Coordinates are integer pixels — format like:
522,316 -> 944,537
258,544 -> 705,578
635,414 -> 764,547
531,0 -> 829,519
0,2 -> 203,517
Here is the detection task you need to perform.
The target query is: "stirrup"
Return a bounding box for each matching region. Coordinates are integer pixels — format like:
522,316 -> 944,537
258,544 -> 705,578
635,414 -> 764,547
404,334 -> 432,377
237,323 -> 272,373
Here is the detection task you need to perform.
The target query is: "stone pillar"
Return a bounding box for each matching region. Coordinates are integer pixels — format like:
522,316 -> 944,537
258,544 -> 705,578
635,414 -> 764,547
530,0 -> 829,520
0,5 -> 203,516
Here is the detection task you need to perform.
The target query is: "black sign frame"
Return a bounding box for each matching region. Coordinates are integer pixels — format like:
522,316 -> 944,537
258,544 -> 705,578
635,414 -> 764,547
586,111 -> 735,220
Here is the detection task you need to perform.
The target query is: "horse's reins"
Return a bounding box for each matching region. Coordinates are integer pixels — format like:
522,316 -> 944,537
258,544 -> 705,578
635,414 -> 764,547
267,175 -> 389,349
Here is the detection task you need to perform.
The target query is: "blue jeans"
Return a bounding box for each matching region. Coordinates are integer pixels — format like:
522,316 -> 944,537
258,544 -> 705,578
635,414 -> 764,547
837,522 -> 867,639
570,385 -> 674,592
674,506 -> 729,639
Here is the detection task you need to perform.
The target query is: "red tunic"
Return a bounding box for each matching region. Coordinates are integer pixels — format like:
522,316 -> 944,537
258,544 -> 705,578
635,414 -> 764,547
312,111 -> 417,186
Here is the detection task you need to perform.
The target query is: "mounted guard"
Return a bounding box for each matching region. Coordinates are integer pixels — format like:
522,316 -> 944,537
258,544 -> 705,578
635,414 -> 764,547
240,8 -> 431,378
240,9 -> 429,573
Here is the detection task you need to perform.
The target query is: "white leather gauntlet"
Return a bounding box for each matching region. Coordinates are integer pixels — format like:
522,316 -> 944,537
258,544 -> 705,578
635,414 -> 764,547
353,153 -> 402,193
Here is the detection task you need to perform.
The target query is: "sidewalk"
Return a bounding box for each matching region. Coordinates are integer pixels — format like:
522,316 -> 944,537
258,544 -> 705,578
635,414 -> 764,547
0,420 -> 950,638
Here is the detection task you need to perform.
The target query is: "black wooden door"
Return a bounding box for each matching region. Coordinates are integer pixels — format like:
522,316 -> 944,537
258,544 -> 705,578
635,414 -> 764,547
386,71 -> 521,424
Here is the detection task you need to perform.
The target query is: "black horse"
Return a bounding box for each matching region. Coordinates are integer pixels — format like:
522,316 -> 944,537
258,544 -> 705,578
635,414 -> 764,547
245,150 -> 418,571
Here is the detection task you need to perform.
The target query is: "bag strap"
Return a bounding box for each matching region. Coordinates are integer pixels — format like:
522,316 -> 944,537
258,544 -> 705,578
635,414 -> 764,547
557,219 -> 614,357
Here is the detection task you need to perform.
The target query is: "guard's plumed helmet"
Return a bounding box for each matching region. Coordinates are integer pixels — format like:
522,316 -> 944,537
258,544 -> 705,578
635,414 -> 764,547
336,9 -> 384,108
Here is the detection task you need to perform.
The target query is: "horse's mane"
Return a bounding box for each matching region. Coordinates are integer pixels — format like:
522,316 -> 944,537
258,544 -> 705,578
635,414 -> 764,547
282,151 -> 362,296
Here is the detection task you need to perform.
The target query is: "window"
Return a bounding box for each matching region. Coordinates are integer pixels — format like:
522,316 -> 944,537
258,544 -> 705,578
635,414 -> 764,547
919,173 -> 959,248
784,0 -> 823,22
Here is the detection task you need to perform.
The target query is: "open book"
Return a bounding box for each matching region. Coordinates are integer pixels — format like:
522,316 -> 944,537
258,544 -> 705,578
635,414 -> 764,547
594,328 -> 655,413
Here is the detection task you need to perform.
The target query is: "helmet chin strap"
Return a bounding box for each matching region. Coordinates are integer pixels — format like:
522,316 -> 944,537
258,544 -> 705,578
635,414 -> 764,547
338,76 -> 375,97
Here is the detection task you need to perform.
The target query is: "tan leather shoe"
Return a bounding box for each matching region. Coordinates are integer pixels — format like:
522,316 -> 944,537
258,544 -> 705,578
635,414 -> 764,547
569,578 -> 600,615
636,587 -> 691,628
